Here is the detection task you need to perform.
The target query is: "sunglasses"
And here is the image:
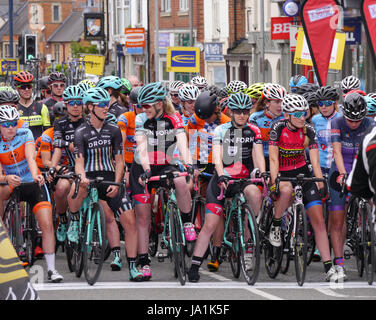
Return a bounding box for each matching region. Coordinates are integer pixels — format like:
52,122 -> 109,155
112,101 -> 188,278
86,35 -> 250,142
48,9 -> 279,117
290,111 -> 308,119
346,118 -> 362,123
67,100 -> 83,106
1,121 -> 18,128
232,109 -> 251,115
18,84 -> 33,90
170,94 -> 179,97
142,103 -> 157,110
52,83 -> 65,88
318,100 -> 334,107
93,102 -> 109,108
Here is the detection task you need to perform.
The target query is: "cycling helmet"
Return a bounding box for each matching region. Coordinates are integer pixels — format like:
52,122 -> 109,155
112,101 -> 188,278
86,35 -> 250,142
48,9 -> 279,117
138,82 -> 167,104
226,80 -> 247,95
315,85 -> 339,101
227,92 -> 253,110
38,76 -> 50,90
0,105 -> 19,122
169,81 -> 184,93
295,83 -> 319,95
120,78 -> 132,94
191,76 -> 208,90
344,89 -> 366,97
219,97 -> 229,112
13,71 -> 34,85
343,92 -> 367,121
77,81 -> 93,94
0,87 -> 20,104
207,85 -> 220,96
194,91 -> 218,119
129,87 -> 141,104
262,83 -> 286,100
341,75 -> 360,91
97,76 -> 123,90
282,94 -> 309,113
63,85 -> 84,101
178,84 -> 200,102
289,75 -> 308,89
106,112 -> 118,124
83,87 -> 111,105
53,101 -> 67,117
218,87 -> 229,99
302,92 -> 318,107
48,72 -> 66,84
365,96 -> 376,116
78,79 -> 96,88
367,93 -> 376,100
245,82 -> 265,99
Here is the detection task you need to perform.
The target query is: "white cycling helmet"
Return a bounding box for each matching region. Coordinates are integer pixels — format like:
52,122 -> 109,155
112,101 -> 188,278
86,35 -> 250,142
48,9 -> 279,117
262,83 -> 287,100
341,76 -> 360,92
169,80 -> 184,93
282,94 -> 309,113
191,76 -> 208,90
178,84 -> 200,102
0,105 -> 19,122
226,80 -> 247,95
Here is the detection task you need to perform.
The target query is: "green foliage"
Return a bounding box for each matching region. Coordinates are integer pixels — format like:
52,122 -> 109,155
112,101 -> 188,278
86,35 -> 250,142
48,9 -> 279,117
70,41 -> 99,57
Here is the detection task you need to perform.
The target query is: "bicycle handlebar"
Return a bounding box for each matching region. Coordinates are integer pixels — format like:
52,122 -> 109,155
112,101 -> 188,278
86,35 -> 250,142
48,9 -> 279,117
217,177 -> 267,201
72,175 -> 125,199
143,172 -> 189,198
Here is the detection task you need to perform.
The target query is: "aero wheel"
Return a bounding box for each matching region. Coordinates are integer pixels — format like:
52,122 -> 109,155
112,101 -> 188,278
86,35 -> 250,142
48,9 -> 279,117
83,203 -> 106,285
294,204 -> 308,286
169,204 -> 186,285
239,204 -> 260,285
362,203 -> 375,285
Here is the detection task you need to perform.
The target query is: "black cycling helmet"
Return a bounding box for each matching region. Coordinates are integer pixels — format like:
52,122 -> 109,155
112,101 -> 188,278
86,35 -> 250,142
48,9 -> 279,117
295,83 -> 319,95
39,76 -> 50,90
207,85 -> 220,96
343,92 -> 367,121
53,101 -> 67,117
129,87 -> 141,104
194,91 -> 218,120
48,72 -> 67,84
0,88 -> 20,104
302,92 -> 318,107
315,85 -> 339,101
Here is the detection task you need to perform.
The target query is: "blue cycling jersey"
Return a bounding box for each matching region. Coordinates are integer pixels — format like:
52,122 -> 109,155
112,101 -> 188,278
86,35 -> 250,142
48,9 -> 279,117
311,111 -> 342,170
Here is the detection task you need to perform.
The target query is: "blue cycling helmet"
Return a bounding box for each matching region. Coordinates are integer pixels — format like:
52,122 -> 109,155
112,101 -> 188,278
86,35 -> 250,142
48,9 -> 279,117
63,85 -> 84,101
97,76 -> 123,90
289,75 -> 308,92
365,96 -> 376,116
106,112 -> 118,124
83,87 -> 110,104
138,82 -> 167,104
227,92 -> 253,110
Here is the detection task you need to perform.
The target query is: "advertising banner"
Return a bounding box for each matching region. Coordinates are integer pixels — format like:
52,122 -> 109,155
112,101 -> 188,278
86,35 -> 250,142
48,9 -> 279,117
271,17 -> 294,40
82,54 -> 105,76
166,47 -> 200,73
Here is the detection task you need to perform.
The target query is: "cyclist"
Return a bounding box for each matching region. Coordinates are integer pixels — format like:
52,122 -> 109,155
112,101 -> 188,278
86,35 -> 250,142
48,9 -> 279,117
14,71 -> 51,140
0,105 -> 63,282
249,83 -> 286,170
341,75 -> 361,95
289,75 -> 308,93
67,87 -> 142,280
96,76 -> 127,118
49,85 -> 86,242
365,95 -> 376,120
38,76 -> 52,102
169,81 -> 184,111
245,82 -> 264,109
328,92 -> 374,281
130,82 -> 194,280
44,72 -> 67,123
226,80 -> 247,96
178,83 -> 200,126
188,92 -> 265,282
118,78 -> 132,111
268,93 -> 334,282
191,76 -> 208,91
186,90 -> 231,272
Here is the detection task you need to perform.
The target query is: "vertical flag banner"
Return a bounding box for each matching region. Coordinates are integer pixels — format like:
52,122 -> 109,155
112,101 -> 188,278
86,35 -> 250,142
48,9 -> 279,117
300,0 -> 340,86
361,0 -> 376,68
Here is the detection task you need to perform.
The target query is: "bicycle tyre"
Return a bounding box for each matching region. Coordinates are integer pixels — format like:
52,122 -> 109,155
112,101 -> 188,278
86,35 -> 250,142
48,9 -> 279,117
306,222 -> 316,266
362,203 -> 375,285
230,233 -> 241,279
294,204 -> 308,286
74,209 -> 86,278
83,202 -> 106,285
23,204 -> 37,269
239,204 -> 260,285
169,203 -> 186,286
280,211 -> 293,275
149,211 -> 159,257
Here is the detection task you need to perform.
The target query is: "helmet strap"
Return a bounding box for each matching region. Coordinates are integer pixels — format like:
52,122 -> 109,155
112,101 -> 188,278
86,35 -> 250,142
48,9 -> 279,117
92,106 -> 105,123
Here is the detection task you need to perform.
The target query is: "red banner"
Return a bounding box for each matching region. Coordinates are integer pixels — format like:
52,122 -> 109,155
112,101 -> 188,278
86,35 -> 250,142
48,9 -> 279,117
361,0 -> 376,68
271,17 -> 293,40
300,0 -> 340,86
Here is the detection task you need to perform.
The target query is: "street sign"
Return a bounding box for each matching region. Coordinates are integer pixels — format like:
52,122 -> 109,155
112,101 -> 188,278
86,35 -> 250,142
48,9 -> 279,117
0,59 -> 19,75
204,43 -> 223,61
166,47 -> 200,73
125,28 -> 145,48
82,54 -> 105,76
271,17 -> 293,40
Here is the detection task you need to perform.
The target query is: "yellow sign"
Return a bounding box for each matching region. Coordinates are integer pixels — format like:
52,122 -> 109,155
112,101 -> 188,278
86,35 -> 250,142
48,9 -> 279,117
294,28 -> 346,70
82,54 -> 105,76
166,47 -> 200,73
0,59 -> 19,75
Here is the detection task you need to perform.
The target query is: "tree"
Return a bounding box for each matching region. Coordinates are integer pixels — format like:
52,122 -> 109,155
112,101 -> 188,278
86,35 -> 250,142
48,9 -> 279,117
70,41 -> 99,58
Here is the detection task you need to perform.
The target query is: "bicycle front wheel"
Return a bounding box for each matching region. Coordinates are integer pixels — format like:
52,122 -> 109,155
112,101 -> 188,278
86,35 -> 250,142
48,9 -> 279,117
239,204 -> 260,285
169,203 -> 186,286
294,204 -> 308,286
83,203 -> 107,285
362,203 -> 375,285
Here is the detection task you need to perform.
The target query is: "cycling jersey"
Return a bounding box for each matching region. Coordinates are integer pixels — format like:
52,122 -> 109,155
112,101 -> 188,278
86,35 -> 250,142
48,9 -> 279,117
213,121 -> 262,178
74,119 -> 123,173
249,110 -> 284,157
269,120 -> 318,171
330,116 -> 375,173
311,111 -> 342,170
186,113 -> 231,165
17,119 -> 29,129
109,101 -> 127,119
44,96 -> 63,123
53,116 -> 85,166
118,111 -> 137,164
134,112 -> 185,166
0,128 -> 36,182
17,101 -> 51,139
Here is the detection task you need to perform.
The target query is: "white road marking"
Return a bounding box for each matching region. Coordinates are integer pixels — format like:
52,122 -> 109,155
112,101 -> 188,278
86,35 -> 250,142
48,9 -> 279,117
200,270 -> 232,281
244,288 -> 284,300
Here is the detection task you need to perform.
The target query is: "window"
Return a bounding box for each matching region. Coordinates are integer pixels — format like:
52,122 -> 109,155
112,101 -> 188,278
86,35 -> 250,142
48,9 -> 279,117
54,44 -> 60,63
179,0 -> 188,11
161,0 -> 171,13
116,0 -> 130,34
136,0 -> 142,25
52,4 -> 61,22
212,0 -> 220,39
4,43 -> 10,58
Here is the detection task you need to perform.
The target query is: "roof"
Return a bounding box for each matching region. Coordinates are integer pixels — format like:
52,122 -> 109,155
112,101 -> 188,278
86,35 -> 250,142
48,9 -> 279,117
0,1 -> 31,41
47,11 -> 84,43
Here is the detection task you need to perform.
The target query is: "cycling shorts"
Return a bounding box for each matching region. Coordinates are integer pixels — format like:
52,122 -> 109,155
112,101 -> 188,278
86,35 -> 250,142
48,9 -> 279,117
327,167 -> 348,212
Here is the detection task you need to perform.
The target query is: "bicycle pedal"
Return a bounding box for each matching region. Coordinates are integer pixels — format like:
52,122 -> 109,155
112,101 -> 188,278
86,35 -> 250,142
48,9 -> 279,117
157,252 -> 167,262
344,250 -> 352,260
